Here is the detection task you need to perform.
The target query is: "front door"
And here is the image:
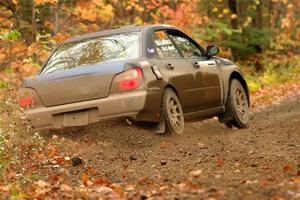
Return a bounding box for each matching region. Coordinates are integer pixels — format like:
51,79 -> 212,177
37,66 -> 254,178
152,30 -> 200,113
166,30 -> 222,109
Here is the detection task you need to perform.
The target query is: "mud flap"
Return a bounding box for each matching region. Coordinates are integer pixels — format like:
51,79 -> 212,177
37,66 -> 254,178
218,97 -> 234,124
155,111 -> 166,134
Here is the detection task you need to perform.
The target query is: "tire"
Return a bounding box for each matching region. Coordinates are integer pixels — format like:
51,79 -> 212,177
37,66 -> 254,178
161,88 -> 185,134
219,79 -> 249,128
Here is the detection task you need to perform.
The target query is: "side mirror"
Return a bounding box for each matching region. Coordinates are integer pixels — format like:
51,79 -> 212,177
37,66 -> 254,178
206,45 -> 220,57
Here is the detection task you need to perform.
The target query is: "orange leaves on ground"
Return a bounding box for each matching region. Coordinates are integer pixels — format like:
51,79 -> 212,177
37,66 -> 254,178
283,165 -> 294,174
0,53 -> 5,61
48,147 -> 57,158
160,141 -> 168,149
260,180 -> 269,188
60,184 -> 73,192
251,82 -> 300,108
216,159 -> 224,167
185,181 -> 201,190
82,173 -> 89,186
87,166 -> 98,176
94,178 -> 111,186
291,177 -> 300,184
0,186 -> 9,193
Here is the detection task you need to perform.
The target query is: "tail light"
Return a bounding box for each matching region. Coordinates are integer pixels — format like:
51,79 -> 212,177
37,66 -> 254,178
19,96 -> 33,108
110,68 -> 143,93
18,88 -> 41,108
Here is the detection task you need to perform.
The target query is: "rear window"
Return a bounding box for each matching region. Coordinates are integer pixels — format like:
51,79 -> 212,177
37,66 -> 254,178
41,32 -> 140,74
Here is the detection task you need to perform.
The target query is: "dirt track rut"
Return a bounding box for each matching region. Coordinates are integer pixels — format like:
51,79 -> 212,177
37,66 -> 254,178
45,94 -> 300,199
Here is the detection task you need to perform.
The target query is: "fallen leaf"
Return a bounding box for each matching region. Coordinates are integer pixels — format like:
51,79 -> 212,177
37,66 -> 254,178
212,190 -> 222,197
291,177 -> 300,184
56,156 -> 65,164
160,141 -> 168,149
283,165 -> 294,173
270,196 -> 284,200
190,169 -> 203,177
60,184 -> 73,192
185,181 -> 201,190
52,135 -> 59,140
95,186 -> 114,194
0,186 -> 9,192
159,185 -> 169,191
0,53 -> 5,60
82,173 -> 89,186
260,180 -> 269,187
48,148 -> 57,158
87,166 -> 97,175
126,184 -> 135,191
36,180 -> 49,188
216,159 -> 224,167
94,178 -> 110,186
64,156 -> 70,161
197,143 -> 205,149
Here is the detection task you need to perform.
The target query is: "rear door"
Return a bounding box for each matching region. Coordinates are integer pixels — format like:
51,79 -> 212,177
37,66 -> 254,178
152,30 -> 199,113
166,30 -> 222,109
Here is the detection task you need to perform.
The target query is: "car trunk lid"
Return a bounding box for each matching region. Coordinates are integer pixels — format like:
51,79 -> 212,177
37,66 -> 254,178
24,61 -> 125,107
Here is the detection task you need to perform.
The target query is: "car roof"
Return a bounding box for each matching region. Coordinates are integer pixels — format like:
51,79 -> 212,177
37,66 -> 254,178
62,24 -> 177,44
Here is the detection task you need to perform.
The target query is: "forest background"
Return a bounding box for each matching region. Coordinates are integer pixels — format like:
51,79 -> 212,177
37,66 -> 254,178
0,0 -> 300,198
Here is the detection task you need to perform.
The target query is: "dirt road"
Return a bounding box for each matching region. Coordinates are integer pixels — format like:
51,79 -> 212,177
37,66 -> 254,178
44,94 -> 300,199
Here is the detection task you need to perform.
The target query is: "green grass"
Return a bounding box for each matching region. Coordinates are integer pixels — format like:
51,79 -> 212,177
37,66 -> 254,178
0,81 -> 9,89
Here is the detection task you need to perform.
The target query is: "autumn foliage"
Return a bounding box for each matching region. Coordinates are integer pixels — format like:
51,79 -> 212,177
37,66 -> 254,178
0,0 -> 300,199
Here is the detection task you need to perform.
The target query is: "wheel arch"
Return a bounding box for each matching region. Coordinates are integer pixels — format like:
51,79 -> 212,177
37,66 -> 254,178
228,71 -> 250,106
164,84 -> 179,97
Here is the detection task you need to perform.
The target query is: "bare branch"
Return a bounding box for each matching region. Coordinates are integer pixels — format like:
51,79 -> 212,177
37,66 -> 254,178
0,0 -> 17,13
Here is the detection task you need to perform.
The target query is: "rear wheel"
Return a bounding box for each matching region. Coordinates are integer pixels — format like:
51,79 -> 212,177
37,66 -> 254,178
219,79 -> 249,128
159,88 -> 185,134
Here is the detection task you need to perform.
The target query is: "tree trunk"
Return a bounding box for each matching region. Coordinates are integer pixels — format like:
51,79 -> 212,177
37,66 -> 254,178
255,0 -> 263,29
0,0 -> 16,13
228,0 -> 238,29
207,0 -> 211,18
31,2 -> 36,43
268,0 -> 273,29
54,2 -> 60,35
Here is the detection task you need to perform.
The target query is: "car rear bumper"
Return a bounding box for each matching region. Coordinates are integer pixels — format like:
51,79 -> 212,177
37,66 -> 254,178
25,90 -> 147,130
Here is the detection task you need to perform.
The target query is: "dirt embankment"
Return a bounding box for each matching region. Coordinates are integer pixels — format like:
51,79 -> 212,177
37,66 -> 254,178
37,94 -> 300,200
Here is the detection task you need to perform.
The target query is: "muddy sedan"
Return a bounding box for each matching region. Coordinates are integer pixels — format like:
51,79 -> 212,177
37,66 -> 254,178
19,24 -> 250,134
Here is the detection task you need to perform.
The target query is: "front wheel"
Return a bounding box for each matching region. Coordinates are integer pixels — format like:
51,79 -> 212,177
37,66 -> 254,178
160,88 -> 185,134
219,79 -> 249,128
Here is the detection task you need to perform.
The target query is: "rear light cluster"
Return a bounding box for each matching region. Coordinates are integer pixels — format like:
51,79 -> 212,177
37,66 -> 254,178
110,68 -> 143,93
18,88 -> 40,108
19,96 -> 33,108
